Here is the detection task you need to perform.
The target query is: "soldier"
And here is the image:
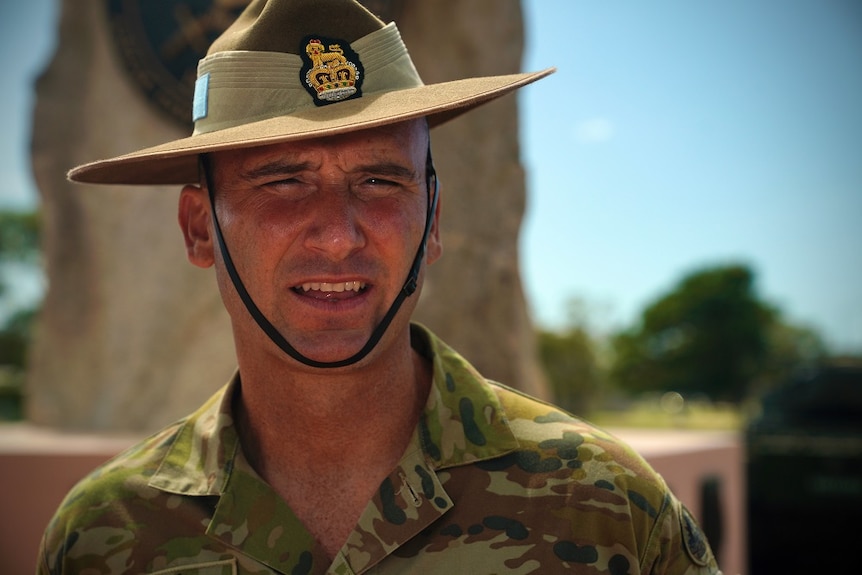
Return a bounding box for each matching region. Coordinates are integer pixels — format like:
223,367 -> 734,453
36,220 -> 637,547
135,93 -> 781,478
38,0 -> 721,573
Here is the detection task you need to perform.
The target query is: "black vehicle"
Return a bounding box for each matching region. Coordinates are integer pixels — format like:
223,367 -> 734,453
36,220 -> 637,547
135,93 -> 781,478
746,363 -> 862,574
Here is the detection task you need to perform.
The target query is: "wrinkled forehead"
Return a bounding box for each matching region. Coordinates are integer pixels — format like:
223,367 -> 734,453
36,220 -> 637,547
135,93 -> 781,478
209,118 -> 429,170
202,118 -> 431,186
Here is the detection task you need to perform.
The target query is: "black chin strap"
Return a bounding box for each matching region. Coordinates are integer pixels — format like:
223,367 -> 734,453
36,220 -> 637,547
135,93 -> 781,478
201,151 -> 439,369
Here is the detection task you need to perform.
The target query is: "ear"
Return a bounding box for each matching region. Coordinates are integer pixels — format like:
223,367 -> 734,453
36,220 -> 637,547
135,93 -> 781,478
425,186 -> 443,265
178,184 -> 215,268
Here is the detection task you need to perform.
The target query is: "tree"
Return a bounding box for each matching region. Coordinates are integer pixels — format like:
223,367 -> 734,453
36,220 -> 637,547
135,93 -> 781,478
0,209 -> 42,420
537,299 -> 607,415
0,209 -> 40,264
0,209 -> 41,331
609,264 -> 822,403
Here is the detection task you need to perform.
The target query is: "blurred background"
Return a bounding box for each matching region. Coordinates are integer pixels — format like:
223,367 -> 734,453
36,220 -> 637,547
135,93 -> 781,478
2,0 -> 860,416
1,1 -> 861,574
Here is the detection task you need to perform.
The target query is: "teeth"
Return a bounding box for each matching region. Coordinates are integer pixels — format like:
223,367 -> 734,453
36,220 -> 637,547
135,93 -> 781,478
300,281 -> 365,293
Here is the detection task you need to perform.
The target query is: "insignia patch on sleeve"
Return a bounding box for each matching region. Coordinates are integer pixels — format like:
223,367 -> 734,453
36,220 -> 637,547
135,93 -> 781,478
680,505 -> 713,567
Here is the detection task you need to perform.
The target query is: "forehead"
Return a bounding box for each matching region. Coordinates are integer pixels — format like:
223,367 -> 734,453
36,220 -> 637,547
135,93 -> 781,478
212,119 -> 429,171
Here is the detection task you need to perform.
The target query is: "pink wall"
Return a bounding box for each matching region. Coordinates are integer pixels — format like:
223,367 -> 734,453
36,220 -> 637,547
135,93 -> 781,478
0,425 -> 137,575
2,453 -> 118,575
621,432 -> 745,575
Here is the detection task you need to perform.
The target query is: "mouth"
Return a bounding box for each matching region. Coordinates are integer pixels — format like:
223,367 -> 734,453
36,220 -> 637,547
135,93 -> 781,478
293,281 -> 368,300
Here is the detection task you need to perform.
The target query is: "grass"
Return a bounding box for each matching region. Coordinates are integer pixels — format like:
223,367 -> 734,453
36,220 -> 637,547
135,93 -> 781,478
587,394 -> 745,431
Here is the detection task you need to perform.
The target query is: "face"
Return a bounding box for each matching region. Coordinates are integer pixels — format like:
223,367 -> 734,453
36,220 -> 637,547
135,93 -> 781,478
178,119 -> 441,366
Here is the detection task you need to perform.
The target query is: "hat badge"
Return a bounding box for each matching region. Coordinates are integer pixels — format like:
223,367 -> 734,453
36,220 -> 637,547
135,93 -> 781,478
301,36 -> 364,106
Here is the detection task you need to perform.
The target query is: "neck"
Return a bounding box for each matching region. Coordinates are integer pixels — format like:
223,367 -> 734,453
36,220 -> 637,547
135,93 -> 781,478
230,326 -> 433,559
234,329 -> 432,474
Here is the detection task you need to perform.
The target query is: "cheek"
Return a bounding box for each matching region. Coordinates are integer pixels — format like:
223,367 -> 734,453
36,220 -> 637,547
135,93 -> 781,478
226,195 -> 303,239
217,204 -> 303,274
363,200 -> 427,250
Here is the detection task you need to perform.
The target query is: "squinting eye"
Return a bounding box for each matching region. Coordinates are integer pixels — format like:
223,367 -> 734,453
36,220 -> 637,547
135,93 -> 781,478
365,178 -> 397,186
356,178 -> 402,199
274,177 -> 301,186
265,179 -> 314,200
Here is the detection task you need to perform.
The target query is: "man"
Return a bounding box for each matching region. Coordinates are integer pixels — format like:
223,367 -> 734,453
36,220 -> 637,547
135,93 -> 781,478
38,0 -> 721,573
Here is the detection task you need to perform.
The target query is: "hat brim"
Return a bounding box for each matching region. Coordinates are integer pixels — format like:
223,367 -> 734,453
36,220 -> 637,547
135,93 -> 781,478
68,68 -> 554,186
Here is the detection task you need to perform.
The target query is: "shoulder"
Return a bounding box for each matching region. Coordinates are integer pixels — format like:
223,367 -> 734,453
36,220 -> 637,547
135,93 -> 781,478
481,381 -> 720,573
488,380 -> 661,484
485,382 -> 675,550
38,422 -> 185,571
65,422 -> 183,505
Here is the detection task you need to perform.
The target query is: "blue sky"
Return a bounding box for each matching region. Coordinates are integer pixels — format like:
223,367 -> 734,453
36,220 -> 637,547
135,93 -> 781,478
2,1 -> 861,353
520,1 -> 862,352
0,0 -> 56,210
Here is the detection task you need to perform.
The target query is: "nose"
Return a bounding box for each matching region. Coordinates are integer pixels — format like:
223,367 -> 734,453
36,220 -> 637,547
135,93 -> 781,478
302,189 -> 365,261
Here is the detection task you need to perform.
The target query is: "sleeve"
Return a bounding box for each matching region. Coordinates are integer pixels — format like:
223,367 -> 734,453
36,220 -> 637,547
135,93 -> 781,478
36,521 -> 64,575
641,495 -> 723,575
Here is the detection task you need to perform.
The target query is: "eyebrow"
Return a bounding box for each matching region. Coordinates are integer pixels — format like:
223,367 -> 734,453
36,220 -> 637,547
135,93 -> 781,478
240,160 -> 419,182
355,162 -> 418,181
240,160 -> 314,182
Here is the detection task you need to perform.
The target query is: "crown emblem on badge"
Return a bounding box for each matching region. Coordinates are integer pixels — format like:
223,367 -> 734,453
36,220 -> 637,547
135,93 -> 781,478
301,37 -> 364,105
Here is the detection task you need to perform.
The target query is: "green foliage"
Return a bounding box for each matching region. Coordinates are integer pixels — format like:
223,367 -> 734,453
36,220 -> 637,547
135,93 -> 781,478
753,320 -> 826,397
538,326 -> 602,416
0,208 -> 42,420
536,298 -> 609,416
0,307 -> 37,368
0,210 -> 40,265
609,264 -> 824,403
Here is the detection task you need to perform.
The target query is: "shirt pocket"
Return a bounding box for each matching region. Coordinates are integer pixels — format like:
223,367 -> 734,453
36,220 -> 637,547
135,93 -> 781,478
149,558 -> 237,575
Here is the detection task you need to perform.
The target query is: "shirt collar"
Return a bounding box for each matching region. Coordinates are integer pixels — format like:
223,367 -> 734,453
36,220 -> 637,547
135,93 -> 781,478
148,380 -> 240,496
147,324 -> 520,572
411,323 -> 521,468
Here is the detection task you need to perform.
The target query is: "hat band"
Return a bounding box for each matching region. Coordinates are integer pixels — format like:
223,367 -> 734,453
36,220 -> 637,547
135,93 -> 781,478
192,23 -> 424,135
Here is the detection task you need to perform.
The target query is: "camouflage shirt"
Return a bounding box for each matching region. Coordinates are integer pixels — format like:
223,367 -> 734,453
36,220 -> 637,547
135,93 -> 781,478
38,324 -> 720,574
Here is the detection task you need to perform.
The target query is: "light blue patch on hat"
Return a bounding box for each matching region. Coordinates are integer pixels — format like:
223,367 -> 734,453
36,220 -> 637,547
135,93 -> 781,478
192,73 -> 210,122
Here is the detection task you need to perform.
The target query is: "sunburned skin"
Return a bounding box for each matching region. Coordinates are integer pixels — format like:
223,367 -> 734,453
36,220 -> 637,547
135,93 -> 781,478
186,119 -> 439,368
